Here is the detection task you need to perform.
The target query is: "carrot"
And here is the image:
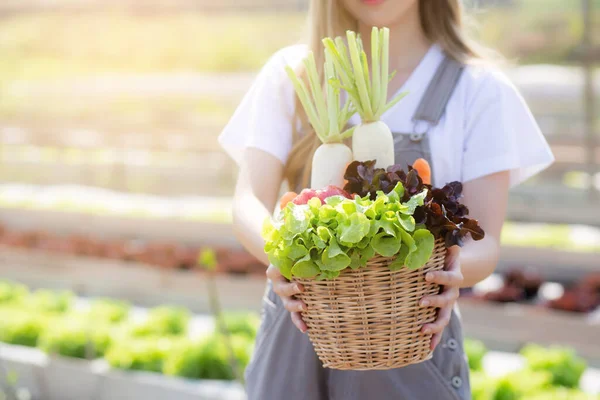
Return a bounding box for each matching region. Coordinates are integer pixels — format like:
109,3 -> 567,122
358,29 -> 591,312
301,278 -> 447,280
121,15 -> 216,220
413,158 -> 431,185
279,192 -> 298,209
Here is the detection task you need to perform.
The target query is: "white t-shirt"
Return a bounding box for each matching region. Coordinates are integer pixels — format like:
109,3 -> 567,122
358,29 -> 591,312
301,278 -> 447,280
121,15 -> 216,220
218,43 -> 554,188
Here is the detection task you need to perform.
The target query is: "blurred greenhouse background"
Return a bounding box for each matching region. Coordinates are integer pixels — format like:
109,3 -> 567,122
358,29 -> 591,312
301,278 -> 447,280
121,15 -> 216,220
0,0 -> 598,399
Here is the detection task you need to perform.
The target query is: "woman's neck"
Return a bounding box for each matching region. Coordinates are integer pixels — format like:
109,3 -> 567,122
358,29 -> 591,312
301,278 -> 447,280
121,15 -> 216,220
358,7 -> 431,76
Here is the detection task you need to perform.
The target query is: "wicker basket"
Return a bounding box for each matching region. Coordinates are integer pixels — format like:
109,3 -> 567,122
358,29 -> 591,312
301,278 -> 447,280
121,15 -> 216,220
293,239 -> 446,370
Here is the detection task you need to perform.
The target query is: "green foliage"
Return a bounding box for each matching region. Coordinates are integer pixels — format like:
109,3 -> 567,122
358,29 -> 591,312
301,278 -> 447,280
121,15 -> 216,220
163,334 -> 254,380
0,281 -> 29,305
37,319 -> 111,359
526,388 -> 599,400
0,308 -> 48,347
124,306 -> 190,337
105,337 -> 178,373
263,183 -> 434,279
493,370 -> 553,400
86,298 -> 131,324
520,344 -> 587,388
221,312 -> 260,339
198,249 -> 217,271
465,339 -> 488,371
471,370 -> 496,400
24,289 -> 73,314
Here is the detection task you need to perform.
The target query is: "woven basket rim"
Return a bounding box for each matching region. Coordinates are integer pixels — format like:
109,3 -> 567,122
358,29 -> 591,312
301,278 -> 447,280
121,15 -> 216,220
295,237 -> 445,283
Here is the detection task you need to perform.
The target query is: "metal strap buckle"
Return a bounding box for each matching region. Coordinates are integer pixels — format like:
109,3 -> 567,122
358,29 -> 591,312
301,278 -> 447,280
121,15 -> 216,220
411,120 -> 430,142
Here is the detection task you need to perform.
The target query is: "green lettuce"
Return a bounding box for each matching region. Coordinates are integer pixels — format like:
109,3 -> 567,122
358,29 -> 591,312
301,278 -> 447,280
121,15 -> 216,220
262,183 -> 435,279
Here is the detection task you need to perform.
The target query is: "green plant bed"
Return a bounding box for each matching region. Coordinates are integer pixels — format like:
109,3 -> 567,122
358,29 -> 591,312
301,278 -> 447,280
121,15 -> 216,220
105,337 -> 179,374
163,334 -> 254,380
501,222 -> 600,253
0,308 -> 48,347
38,319 -> 112,359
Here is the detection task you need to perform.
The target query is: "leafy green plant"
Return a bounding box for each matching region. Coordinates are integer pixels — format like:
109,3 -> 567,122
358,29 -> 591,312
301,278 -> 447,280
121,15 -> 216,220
263,182 -> 435,280
344,162 -> 485,247
222,312 -> 260,340
465,338 -> 487,371
471,371 -> 496,400
86,298 -> 130,324
37,319 -> 111,359
520,344 -> 587,388
0,282 -> 28,305
125,306 -> 190,337
493,370 -> 553,400
163,334 -> 253,380
24,289 -> 73,314
0,309 -> 47,347
105,337 -> 178,373
525,388 -> 599,400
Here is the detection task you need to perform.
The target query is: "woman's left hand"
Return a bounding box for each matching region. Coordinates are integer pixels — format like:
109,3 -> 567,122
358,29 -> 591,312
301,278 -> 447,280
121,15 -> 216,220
420,246 -> 463,351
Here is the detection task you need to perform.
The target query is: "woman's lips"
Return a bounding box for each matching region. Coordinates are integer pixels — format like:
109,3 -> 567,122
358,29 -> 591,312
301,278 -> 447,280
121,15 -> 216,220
361,0 -> 385,5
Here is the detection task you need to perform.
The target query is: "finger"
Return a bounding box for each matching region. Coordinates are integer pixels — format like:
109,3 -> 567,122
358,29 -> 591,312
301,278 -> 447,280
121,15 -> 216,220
282,297 -> 307,313
272,280 -> 304,298
420,289 -> 459,308
445,246 -> 461,271
430,332 -> 442,351
291,311 -> 308,333
422,306 -> 452,335
266,265 -> 286,281
425,270 -> 463,286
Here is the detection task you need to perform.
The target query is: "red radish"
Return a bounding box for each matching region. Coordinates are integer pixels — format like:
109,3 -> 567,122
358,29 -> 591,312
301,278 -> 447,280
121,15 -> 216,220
290,186 -> 350,206
292,189 -> 318,205
316,185 -> 351,202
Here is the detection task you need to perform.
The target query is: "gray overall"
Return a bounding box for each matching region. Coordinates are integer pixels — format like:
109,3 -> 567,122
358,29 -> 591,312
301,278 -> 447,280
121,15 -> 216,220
246,56 -> 470,400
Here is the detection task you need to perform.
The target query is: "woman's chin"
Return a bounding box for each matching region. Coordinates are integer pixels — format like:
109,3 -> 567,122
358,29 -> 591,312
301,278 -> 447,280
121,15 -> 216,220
342,0 -> 419,28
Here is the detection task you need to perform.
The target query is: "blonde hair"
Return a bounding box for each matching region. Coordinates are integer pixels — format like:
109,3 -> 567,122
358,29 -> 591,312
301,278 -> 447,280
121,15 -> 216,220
284,0 -> 487,190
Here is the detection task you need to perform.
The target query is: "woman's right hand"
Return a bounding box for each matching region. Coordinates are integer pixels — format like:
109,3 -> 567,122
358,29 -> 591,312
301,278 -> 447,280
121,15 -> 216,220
266,265 -> 308,333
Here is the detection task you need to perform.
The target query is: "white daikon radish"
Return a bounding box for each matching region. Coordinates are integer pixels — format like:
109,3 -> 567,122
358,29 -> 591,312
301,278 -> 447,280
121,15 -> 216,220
285,50 -> 356,189
323,27 -> 407,169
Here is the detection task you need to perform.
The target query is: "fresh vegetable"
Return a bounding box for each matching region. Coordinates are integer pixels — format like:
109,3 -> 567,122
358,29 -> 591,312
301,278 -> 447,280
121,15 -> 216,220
0,281 -> 28,305
23,289 -> 73,314
493,370 -> 553,400
291,186 -> 352,206
324,27 -> 408,169
525,388 -> 599,400
86,298 -> 131,324
0,308 -> 48,347
123,306 -> 190,337
222,312 -> 260,339
38,319 -> 112,359
163,334 -> 254,380
106,337 -> 177,373
262,181 -> 434,280
465,338 -> 487,371
412,158 -> 431,185
285,50 -> 355,189
344,160 -> 485,247
520,344 -> 587,388
471,370 -> 497,400
472,369 -> 597,400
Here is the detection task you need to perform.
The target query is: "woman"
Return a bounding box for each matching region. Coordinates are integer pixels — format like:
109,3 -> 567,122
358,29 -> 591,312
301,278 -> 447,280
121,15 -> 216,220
219,1 -> 554,399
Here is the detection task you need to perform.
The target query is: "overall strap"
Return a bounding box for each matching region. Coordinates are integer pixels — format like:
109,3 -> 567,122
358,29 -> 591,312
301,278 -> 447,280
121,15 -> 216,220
410,56 -> 464,140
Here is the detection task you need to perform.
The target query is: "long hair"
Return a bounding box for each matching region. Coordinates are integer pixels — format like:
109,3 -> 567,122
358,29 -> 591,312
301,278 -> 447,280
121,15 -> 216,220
284,0 -> 487,190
